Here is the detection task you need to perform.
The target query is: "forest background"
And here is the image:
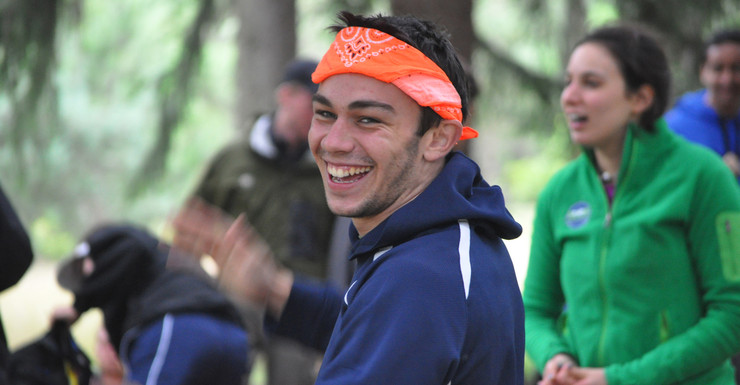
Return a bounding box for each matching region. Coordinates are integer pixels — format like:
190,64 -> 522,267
0,0 -> 739,382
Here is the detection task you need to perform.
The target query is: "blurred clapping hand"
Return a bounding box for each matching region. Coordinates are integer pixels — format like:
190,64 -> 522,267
171,197 -> 293,317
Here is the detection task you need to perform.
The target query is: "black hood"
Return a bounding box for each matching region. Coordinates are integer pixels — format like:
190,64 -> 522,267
57,224 -> 166,314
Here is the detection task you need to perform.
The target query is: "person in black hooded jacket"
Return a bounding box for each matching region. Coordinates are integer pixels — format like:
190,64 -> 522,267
0,182 -> 34,384
55,224 -> 248,385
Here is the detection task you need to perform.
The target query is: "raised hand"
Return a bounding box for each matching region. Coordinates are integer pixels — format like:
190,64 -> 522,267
171,197 -> 231,259
171,197 -> 293,317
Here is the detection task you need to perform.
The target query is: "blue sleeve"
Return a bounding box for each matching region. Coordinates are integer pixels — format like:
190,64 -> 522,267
268,278 -> 344,351
316,255 -> 467,384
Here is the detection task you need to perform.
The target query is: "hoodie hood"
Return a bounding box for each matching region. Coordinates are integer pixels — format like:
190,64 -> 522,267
671,90 -> 718,121
58,224 -> 166,313
349,152 -> 522,257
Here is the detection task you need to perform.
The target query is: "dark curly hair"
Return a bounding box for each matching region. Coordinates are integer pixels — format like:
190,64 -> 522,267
703,28 -> 740,63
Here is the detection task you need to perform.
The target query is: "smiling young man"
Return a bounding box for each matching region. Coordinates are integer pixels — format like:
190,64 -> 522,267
666,29 -> 740,183
175,11 -> 524,385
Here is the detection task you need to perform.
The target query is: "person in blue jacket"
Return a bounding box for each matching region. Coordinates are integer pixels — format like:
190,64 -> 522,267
174,11 -> 525,385
55,224 -> 249,385
665,29 -> 740,183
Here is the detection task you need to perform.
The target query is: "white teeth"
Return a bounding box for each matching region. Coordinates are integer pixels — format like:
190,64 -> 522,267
568,114 -> 586,122
327,165 -> 372,178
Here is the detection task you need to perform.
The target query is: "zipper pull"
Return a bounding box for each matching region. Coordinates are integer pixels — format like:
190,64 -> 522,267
604,212 -> 612,227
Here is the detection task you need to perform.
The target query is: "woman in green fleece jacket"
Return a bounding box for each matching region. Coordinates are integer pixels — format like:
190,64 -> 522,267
523,25 -> 740,385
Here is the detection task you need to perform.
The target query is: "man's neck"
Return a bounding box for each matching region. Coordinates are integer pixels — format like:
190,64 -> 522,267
705,92 -> 740,118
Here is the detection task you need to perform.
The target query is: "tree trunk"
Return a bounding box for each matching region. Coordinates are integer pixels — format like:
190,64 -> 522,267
615,0 -> 718,96
235,0 -> 296,133
561,0 -> 587,65
390,0 -> 474,63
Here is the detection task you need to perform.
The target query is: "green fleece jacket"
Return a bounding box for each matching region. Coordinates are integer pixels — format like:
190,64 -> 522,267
524,120 -> 740,385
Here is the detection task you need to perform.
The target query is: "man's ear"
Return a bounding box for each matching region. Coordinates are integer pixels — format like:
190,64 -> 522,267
422,120 -> 463,162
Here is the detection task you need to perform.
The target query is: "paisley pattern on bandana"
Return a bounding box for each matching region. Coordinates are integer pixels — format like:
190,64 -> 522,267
336,27 -> 404,67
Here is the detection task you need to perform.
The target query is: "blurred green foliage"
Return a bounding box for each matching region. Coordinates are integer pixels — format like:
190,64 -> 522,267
1,0 -> 234,258
29,214 -> 77,261
503,124 -> 572,202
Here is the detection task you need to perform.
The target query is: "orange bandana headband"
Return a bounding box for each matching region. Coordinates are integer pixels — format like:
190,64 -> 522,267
312,27 -> 478,140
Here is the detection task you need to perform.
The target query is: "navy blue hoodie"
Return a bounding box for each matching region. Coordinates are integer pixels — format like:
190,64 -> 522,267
274,152 -> 524,384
